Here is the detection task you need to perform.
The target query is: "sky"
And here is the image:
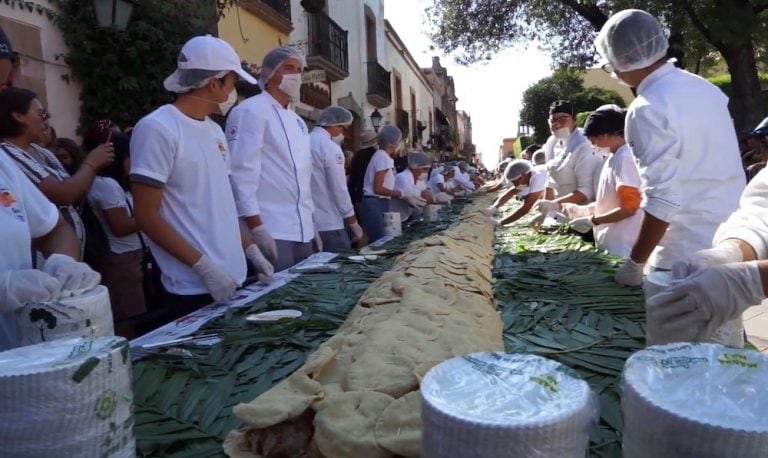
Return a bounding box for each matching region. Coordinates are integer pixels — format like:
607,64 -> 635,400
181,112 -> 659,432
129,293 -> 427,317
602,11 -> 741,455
385,0 -> 553,168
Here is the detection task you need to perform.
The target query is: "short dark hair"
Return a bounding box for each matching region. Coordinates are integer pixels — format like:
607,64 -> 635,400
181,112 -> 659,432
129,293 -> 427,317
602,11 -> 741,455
0,87 -> 37,137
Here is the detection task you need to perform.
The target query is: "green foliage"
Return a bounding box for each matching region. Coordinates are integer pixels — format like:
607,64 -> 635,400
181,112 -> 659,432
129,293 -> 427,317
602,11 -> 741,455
520,69 -> 625,143
575,111 -> 590,128
55,0 -> 219,131
708,72 -> 768,124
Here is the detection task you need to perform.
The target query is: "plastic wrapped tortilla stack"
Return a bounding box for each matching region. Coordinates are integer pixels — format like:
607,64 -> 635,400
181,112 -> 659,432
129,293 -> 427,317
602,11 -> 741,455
420,352 -> 595,458
382,212 -> 402,236
0,336 -> 135,457
622,343 -> 768,458
13,284 -> 115,346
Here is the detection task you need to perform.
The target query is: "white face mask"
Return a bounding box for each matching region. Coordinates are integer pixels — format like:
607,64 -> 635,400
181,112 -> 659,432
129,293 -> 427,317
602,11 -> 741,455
278,73 -> 302,98
218,89 -> 237,115
595,146 -> 612,159
553,127 -> 570,139
332,133 -> 344,144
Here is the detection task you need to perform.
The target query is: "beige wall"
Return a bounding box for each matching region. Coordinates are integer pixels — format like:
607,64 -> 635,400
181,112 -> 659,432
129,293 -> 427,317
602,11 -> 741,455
1,7 -> 81,140
218,7 -> 289,67
582,68 -> 635,106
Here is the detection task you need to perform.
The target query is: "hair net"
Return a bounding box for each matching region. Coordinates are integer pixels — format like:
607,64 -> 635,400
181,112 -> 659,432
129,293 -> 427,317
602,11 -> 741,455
164,69 -> 227,93
408,150 -> 431,169
595,9 -> 668,72
457,161 -> 469,171
504,159 -> 533,182
377,125 -> 402,150
532,150 -> 546,165
495,158 -> 512,172
260,47 -> 306,88
317,106 -> 353,127
583,107 -> 626,137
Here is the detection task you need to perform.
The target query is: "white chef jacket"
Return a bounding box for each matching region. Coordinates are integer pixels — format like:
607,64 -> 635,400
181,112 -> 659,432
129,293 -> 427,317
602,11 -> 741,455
227,92 -> 314,243
714,168 -> 768,258
391,169 -> 428,221
309,127 -> 354,232
592,145 -> 644,258
428,170 -> 448,194
453,167 -> 476,192
546,129 -> 603,201
626,63 -> 745,269
517,165 -> 549,198
0,152 -> 60,350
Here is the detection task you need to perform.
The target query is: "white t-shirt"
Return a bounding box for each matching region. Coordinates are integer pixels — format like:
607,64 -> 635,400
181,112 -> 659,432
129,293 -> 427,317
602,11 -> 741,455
0,153 -> 59,349
428,172 -> 447,194
518,165 -> 549,198
593,144 -> 644,258
363,150 -> 395,199
87,177 -> 142,254
130,104 -> 246,295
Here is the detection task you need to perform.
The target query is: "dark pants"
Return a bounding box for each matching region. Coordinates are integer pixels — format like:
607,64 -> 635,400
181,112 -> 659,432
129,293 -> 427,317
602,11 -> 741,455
319,228 -> 351,253
359,196 -> 389,243
135,290 -> 213,335
274,239 -> 315,271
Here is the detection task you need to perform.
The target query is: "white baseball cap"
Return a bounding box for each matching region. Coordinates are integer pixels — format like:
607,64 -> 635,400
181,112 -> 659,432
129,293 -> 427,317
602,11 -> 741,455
163,35 -> 257,92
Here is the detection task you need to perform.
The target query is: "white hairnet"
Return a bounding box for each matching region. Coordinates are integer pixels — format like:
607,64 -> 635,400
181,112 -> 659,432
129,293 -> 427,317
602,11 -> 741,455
495,158 -> 512,172
504,159 -> 533,182
377,125 -> 402,150
532,150 -> 546,165
260,47 -> 306,88
408,150 -> 431,169
457,161 -> 469,171
317,106 -> 353,127
164,69 -> 228,93
595,9 -> 668,72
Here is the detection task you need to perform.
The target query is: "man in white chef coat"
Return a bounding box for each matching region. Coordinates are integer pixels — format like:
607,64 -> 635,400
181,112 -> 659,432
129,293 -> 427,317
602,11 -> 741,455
227,47 -> 319,271
594,9 -> 745,286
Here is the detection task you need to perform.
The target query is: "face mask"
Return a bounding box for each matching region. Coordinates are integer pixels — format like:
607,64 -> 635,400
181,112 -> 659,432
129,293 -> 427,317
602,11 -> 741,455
218,89 -> 237,115
553,127 -> 570,139
278,73 -> 302,98
595,146 -> 612,159
332,133 -> 344,144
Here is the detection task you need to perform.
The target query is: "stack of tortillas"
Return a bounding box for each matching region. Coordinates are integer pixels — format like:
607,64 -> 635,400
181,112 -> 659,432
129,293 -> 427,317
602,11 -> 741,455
14,284 -> 114,346
224,198 -> 502,457
421,352 -> 595,458
622,343 -> 768,458
0,336 -> 134,457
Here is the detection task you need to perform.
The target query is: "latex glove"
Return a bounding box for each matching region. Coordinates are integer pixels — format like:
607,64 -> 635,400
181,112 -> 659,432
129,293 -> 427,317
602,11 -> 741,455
245,244 -> 274,284
249,225 -> 278,264
647,262 -> 764,343
0,269 -> 62,312
313,230 -> 324,252
487,217 -> 501,228
615,258 -> 645,286
537,200 -> 560,214
349,223 -> 364,242
551,212 -> 569,225
191,255 -> 239,303
569,216 -> 594,234
671,243 -> 743,280
482,206 -> 497,217
405,195 -> 428,207
561,203 -> 592,220
434,192 -> 452,204
529,213 -> 547,229
42,254 -> 101,295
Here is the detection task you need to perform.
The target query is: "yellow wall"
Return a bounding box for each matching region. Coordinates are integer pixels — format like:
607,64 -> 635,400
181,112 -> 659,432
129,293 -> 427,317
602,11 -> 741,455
218,7 -> 288,66
582,68 -> 635,105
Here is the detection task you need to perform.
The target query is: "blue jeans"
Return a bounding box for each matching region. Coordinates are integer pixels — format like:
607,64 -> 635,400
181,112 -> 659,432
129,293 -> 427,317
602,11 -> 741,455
359,196 -> 389,243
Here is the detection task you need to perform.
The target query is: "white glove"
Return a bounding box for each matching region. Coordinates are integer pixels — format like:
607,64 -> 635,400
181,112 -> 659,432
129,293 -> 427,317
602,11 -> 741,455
250,225 -> 278,264
313,230 -> 324,252
537,200 -> 560,214
482,206 -> 497,217
191,255 -> 239,303
402,190 -> 427,207
42,254 -> 101,295
561,203 -> 592,220
569,216 -> 594,234
487,217 -> 501,228
614,258 -> 645,286
647,262 -> 764,344
0,269 -> 62,312
245,244 -> 274,284
529,213 -> 547,229
434,192 -> 452,204
349,223 -> 364,242
671,243 -> 743,280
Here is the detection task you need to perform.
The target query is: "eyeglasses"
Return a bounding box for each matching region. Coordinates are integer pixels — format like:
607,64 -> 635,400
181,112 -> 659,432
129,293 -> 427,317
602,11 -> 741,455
549,115 -> 572,124
601,62 -> 614,74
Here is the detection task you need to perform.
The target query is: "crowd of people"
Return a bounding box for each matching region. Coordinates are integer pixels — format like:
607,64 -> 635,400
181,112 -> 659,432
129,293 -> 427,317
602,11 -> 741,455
0,33 -> 484,347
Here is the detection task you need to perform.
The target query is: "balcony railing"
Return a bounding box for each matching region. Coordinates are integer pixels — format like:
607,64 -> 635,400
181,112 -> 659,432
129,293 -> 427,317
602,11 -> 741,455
240,0 -> 293,34
396,109 -> 410,139
306,12 -> 349,81
366,62 -> 391,109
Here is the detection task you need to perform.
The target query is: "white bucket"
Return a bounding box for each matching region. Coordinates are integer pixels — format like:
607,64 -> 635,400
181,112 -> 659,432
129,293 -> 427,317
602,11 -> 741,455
424,204 -> 439,221
382,212 -> 402,236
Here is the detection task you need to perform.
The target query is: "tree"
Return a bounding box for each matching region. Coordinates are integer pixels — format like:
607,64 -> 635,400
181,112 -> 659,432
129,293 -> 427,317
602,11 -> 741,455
426,0 -> 768,131
519,69 -> 625,143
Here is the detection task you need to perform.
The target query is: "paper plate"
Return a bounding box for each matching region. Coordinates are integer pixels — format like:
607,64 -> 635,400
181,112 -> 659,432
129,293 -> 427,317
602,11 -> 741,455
348,255 -> 379,262
246,310 -> 302,324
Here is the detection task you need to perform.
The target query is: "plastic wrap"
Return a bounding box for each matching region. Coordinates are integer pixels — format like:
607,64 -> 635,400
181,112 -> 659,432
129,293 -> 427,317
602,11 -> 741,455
622,343 -> 768,458
382,212 -> 402,236
424,204 -> 440,221
0,336 -> 134,457
14,285 -> 114,346
420,352 -> 596,458
643,272 -> 744,347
